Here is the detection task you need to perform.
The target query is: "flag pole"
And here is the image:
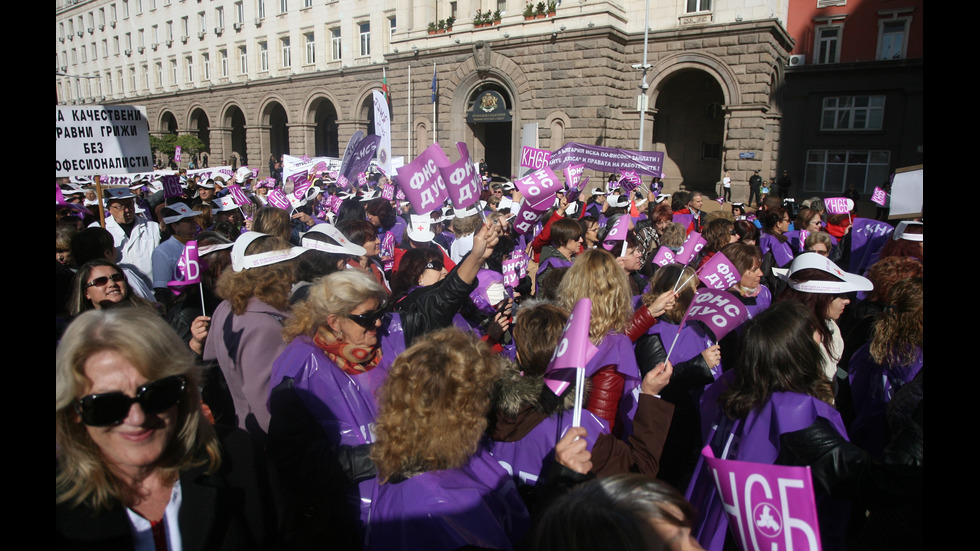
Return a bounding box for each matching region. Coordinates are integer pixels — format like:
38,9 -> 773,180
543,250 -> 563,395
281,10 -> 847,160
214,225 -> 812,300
432,62 -> 437,145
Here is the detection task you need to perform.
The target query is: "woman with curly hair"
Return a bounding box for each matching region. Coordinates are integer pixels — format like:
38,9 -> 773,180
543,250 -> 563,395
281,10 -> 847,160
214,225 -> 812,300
56,307 -> 279,548
203,232 -> 307,446
846,277 -> 922,459
554,248 -> 641,435
368,327 -> 530,551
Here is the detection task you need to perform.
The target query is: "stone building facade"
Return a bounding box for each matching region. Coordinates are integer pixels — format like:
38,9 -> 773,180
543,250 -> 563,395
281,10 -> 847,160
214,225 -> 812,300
57,0 -> 794,200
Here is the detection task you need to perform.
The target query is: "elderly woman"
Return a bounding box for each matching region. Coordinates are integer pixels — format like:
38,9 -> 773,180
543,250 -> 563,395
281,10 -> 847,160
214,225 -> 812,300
56,307 -> 279,548
368,327 -> 530,551
68,259 -> 161,317
203,232 -> 307,447
267,269 -> 399,546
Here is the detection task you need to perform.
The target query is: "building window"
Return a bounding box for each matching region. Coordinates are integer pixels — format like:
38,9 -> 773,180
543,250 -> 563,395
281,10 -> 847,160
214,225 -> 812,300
80,45 -> 87,63
186,56 -> 193,82
821,95 -> 885,131
102,39 -> 108,58
71,48 -> 78,65
216,7 -> 224,29
814,24 -> 841,64
220,49 -> 229,76
279,0 -> 287,14
331,28 -> 341,60
91,42 -> 98,60
99,8 -> 105,26
701,143 -> 721,160
805,149 -> 890,195
259,41 -> 269,70
152,25 -> 159,44
686,0 -> 711,13
303,0 -> 312,7
281,37 -> 291,67
239,45 -> 248,73
107,72 -> 113,95
123,0 -> 130,19
202,53 -> 210,80
359,22 -> 370,57
130,68 -> 137,91
135,0 -> 142,16
138,29 -> 145,47
117,70 -> 124,94
877,18 -> 909,60
114,36 -> 120,55
170,59 -> 178,84
450,1 -> 457,18
125,32 -> 132,51
111,4 -> 117,24
198,12 -> 206,34
257,0 -> 266,19
181,16 -> 189,39
235,2 -> 244,24
167,21 -> 173,41
142,65 -> 149,89
68,19 -> 75,36
389,16 -> 396,40
304,32 -> 315,64
156,62 -> 163,87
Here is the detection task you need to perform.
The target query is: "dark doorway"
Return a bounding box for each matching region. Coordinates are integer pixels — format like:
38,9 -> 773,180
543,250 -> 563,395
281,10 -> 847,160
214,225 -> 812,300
314,100 -> 339,157
269,103 -> 289,157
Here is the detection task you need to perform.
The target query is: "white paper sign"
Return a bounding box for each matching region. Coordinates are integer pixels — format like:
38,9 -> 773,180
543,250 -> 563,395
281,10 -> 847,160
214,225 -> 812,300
56,105 -> 153,177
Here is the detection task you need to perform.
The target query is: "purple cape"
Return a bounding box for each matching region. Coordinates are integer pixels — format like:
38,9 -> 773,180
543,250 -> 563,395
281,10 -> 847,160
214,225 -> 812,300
759,233 -> 795,267
847,343 -> 922,458
687,370 -> 849,551
367,446 -> 531,551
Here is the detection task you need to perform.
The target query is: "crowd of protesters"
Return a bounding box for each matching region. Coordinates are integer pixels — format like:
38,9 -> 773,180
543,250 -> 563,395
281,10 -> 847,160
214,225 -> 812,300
56,163 -> 922,550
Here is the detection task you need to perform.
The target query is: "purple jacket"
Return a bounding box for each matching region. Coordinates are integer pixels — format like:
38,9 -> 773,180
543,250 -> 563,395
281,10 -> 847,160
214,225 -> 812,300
759,232 -> 795,267
203,297 -> 290,445
848,343 -> 922,458
367,446 -> 531,551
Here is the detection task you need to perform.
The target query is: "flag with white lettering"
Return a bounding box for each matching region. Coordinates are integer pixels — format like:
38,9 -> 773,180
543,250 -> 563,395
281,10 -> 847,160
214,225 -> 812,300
438,142 -> 482,210
679,288 -> 748,341
824,197 -> 855,214
266,188 -> 291,210
168,240 -> 201,290
395,143 -> 451,214
652,246 -> 676,267
162,175 -> 183,199
697,252 -> 741,291
674,231 -> 706,265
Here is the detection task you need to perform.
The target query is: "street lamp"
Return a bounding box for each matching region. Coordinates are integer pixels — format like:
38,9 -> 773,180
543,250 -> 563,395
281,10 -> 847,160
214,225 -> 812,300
634,0 -> 651,151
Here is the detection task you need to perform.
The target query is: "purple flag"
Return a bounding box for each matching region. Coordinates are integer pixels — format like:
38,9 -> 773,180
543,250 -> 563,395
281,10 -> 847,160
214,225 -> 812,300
849,217 -> 894,274
515,166 -> 563,208
162,175 -> 183,199
564,163 -> 585,190
381,181 -> 395,201
714,197 -> 725,205
338,130 -> 365,179
292,172 -> 312,199
439,142 -> 483,210
543,298 -> 599,397
502,257 -> 521,288
674,231 -> 706,265
380,232 -> 395,272
266,188 -> 291,210
652,246 -> 676,267
174,146 -> 182,163
601,215 -> 631,251
357,172 -> 368,189
871,187 -> 887,206
336,174 -> 350,189
619,170 -> 642,193
512,199 -> 547,236
824,197 -> 855,214
343,135 -> 382,180
681,288 -> 749,341
698,252 -> 740,290
674,213 -> 694,232
700,446 -> 822,551
167,240 -> 201,289
226,184 -> 249,205
395,186 -> 406,201
395,142 -> 451,214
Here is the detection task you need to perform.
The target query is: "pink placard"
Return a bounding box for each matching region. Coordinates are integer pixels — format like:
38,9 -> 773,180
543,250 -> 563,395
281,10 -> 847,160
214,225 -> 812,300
652,246 -> 676,267
698,252 -> 741,290
168,240 -> 201,289
336,175 -> 351,189
871,187 -> 887,206
674,231 -> 706,265
266,188 -> 291,210
395,142 -> 451,214
701,446 -> 822,551
514,166 -> 563,205
543,298 -> 599,396
174,146 -> 182,163
512,199 -> 547,236
438,142 -> 482,210
357,172 -> 368,188
620,170 -> 641,193
682,288 -> 748,341
564,163 -> 585,190
381,181 -> 395,201
226,184 -> 249,205
824,197 -> 855,214
162,175 -> 183,199
601,215 -> 631,250
502,257 -> 521,288
520,146 -> 552,170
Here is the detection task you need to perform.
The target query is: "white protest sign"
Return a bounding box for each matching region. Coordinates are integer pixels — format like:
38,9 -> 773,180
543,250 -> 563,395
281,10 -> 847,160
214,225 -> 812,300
56,105 -> 153,178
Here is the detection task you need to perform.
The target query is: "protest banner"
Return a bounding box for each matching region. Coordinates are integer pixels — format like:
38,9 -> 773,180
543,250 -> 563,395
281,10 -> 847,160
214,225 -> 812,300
548,142 -> 664,177
56,105 -> 153,178
823,197 -> 855,215
342,135 -> 382,180
161,175 -> 183,199
372,90 -> 393,176
395,142 -> 450,214
438,142 -> 482,210
520,146 -> 552,171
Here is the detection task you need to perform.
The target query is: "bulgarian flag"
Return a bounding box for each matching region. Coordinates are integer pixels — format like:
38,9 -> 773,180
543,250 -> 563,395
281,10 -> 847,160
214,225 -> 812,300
382,67 -> 392,113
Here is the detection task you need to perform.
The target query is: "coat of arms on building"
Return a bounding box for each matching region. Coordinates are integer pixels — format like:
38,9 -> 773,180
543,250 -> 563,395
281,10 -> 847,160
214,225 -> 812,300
479,92 -> 499,113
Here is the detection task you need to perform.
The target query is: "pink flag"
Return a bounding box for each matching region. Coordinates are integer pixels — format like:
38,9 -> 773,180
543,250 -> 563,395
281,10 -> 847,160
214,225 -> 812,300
168,240 -> 202,290
395,142 -> 451,214
515,166 -> 563,209
619,170 -> 642,193
715,197 -> 725,205
502,257 -> 521,288
824,197 -> 855,214
292,173 -> 312,199
652,246 -> 676,267
357,172 -> 368,189
601,215 -> 631,251
381,181 -> 395,201
336,175 -> 351,189
697,252 -> 741,290
699,445 -> 823,551
266,188 -> 291,210
543,298 -> 599,397
871,187 -> 887,206
674,231 -> 706,265
680,288 -> 749,341
564,163 -> 585,190
226,184 -> 249,205
438,142 -> 482,210
512,199 -> 547,236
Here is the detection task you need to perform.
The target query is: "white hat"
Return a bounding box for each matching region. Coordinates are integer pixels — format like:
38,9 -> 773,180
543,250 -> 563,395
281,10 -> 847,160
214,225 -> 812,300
300,223 -> 367,256
198,242 -> 235,256
591,187 -> 607,196
235,166 -> 254,183
607,194 -> 630,208
454,205 -> 479,218
231,232 -> 309,271
564,202 -> 579,216
772,252 -> 873,294
893,221 -> 923,241
104,187 -> 136,201
407,214 -> 436,242
161,202 -> 199,224
359,189 -> 379,202
498,196 -> 515,212
655,193 -> 671,204
212,196 -> 240,212
502,182 -> 516,191
197,178 -> 216,189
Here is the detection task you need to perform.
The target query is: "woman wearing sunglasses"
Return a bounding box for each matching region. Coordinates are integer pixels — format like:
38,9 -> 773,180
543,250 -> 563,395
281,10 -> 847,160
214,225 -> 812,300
267,269 -> 400,547
57,307 -> 279,548
68,259 -> 161,317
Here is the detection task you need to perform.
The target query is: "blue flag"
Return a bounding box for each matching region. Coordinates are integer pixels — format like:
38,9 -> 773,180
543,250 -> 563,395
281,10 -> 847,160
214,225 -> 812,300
431,63 -> 437,104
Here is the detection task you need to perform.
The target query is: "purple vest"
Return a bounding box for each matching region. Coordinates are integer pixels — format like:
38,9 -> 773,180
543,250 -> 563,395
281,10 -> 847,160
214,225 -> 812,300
688,370 -> 850,551
535,255 -> 573,277
847,343 -> 922,458
647,320 -> 719,376
488,410 -> 608,487
759,233 -> 795,267
367,446 -> 531,551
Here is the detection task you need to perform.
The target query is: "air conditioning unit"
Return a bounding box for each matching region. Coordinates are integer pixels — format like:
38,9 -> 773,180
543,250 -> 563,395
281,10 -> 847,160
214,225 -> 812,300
110,20 -> 116,28
151,42 -> 158,50
181,35 -> 188,43
138,46 -> 145,53
197,31 -> 206,39
254,18 -> 262,27
99,24 -> 105,31
77,30 -> 85,37
214,26 -> 223,35
233,22 -> 242,31
789,54 -> 806,67
60,65 -> 68,72
166,39 -> 173,46
124,49 -> 132,56
59,36 -> 65,43
87,27 -> 94,34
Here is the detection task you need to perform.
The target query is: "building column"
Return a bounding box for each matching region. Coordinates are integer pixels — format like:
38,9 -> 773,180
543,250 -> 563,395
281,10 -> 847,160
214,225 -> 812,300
336,119 -> 371,149
725,105 -> 769,204
287,122 -> 316,158
209,126 -> 232,168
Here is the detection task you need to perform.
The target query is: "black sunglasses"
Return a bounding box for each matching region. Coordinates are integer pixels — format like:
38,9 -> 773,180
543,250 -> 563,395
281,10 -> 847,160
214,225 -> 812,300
346,305 -> 388,329
75,375 -> 186,427
423,260 -> 444,272
85,273 -> 126,288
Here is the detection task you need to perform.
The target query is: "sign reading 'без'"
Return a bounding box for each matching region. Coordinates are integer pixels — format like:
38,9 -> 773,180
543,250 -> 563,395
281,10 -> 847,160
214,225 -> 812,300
56,105 -> 153,178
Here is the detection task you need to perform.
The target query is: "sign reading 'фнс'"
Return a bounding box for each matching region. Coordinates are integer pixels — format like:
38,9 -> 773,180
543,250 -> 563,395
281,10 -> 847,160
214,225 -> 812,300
56,105 -> 153,178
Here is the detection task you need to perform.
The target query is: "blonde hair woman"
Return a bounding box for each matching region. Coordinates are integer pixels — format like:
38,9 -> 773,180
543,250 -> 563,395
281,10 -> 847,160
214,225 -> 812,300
554,248 -> 641,434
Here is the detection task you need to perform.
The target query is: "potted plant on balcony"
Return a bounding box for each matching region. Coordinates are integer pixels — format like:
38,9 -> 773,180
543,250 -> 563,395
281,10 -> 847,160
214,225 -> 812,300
428,21 -> 437,34
437,19 -> 446,33
446,16 -> 455,31
474,10 -> 484,27
535,2 -> 546,19
523,3 -> 534,20
493,10 -> 502,25
547,1 -> 557,16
